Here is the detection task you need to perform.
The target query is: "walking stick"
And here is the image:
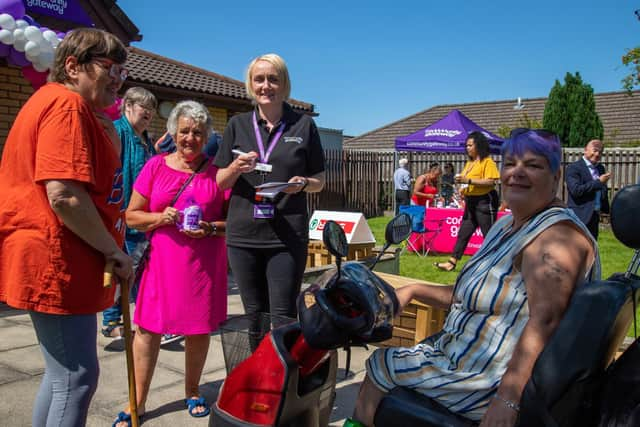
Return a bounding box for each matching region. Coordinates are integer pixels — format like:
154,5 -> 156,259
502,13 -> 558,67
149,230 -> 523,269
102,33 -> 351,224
105,261 -> 140,427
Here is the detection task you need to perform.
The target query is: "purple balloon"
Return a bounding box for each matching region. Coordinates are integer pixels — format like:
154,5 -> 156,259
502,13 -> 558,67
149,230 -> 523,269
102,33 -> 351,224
0,0 -> 25,18
0,43 -> 9,57
23,15 -> 38,27
8,47 -> 30,67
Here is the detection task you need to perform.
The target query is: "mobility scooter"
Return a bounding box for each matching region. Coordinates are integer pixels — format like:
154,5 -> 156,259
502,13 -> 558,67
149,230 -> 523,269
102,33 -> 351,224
210,214 -> 412,426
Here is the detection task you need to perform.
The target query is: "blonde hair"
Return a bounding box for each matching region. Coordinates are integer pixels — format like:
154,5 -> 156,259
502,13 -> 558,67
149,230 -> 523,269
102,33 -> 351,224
244,53 -> 291,101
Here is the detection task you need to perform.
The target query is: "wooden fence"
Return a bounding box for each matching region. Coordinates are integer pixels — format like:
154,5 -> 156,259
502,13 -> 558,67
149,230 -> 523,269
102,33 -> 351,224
307,148 -> 640,218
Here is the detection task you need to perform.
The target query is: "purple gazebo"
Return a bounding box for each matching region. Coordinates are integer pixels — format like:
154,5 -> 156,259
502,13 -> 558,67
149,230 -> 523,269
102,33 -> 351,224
395,109 -> 503,154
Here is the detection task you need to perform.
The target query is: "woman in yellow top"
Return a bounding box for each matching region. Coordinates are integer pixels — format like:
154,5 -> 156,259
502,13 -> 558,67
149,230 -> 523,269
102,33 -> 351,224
436,131 -> 500,271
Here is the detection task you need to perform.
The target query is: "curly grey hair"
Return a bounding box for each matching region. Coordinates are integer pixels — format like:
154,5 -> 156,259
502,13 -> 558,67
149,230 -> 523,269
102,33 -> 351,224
166,100 -> 213,140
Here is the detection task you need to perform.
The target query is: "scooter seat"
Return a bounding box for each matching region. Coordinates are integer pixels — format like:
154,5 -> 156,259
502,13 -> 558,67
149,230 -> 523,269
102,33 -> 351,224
374,387 -> 477,427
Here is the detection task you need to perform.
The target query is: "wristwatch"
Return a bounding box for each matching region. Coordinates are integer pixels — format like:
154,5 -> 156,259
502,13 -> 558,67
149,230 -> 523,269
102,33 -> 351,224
209,222 -> 217,236
300,178 -> 309,192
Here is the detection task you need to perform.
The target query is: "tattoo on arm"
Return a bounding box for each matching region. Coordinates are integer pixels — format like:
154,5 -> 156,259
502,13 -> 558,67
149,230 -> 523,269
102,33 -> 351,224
541,252 -> 566,281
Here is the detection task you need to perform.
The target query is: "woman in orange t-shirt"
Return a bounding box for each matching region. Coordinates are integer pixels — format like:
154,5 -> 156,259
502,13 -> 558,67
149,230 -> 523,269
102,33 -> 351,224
0,29 -> 133,426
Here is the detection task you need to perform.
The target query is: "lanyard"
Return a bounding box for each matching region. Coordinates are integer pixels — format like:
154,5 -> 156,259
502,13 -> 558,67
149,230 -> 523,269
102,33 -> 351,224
252,111 -> 285,164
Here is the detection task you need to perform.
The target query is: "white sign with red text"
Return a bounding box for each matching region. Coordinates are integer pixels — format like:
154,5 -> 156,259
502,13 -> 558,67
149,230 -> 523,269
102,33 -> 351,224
308,210 -> 375,244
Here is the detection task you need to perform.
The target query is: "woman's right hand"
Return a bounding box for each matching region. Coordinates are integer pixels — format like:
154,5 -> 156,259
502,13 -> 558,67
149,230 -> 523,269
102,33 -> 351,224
159,206 -> 180,226
232,151 -> 258,174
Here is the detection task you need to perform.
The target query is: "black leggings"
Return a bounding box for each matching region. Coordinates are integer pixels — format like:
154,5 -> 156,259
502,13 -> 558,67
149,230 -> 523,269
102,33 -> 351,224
228,244 -> 308,319
452,192 -> 498,260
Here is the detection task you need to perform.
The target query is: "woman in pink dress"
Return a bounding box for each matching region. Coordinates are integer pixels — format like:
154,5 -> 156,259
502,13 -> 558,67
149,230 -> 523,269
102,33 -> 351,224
113,100 -> 229,426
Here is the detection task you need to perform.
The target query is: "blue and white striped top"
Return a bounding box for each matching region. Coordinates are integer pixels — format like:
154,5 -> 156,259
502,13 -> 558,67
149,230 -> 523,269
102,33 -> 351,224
366,207 -> 599,421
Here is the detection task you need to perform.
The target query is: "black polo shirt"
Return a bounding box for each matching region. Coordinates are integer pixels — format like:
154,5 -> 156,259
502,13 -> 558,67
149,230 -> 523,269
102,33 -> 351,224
215,103 -> 325,248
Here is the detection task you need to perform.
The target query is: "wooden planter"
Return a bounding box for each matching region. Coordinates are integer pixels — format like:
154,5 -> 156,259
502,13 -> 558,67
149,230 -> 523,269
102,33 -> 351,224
374,272 -> 451,347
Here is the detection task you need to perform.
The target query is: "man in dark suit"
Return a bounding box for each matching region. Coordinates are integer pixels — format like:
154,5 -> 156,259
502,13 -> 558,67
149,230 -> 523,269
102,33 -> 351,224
565,139 -> 611,239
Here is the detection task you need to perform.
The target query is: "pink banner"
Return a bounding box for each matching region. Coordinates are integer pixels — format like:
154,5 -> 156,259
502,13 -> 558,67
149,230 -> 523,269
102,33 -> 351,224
408,207 -> 508,255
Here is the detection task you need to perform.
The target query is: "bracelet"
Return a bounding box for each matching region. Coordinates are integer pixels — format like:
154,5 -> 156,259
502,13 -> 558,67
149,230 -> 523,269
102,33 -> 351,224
208,222 -> 217,236
494,394 -> 520,412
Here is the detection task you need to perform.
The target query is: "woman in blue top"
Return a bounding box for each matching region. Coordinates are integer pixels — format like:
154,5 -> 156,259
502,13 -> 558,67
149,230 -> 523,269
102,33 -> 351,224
102,86 -> 157,338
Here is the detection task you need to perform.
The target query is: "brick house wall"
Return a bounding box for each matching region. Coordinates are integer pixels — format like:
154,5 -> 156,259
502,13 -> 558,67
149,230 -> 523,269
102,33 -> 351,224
208,106 -> 228,134
0,65 -> 35,153
0,70 -> 233,155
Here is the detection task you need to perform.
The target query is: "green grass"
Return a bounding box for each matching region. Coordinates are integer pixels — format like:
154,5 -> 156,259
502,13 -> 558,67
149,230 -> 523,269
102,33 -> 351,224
367,216 -> 639,335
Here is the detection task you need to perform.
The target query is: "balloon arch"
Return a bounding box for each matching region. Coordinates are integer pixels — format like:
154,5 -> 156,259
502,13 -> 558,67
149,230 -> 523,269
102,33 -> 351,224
0,0 -> 66,89
0,0 -> 123,119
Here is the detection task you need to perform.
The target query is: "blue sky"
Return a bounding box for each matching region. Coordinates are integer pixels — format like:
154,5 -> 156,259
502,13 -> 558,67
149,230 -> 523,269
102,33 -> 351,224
118,0 -> 638,136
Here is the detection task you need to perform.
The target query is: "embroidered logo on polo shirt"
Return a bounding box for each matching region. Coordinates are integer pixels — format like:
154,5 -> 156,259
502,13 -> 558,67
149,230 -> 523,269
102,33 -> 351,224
284,136 -> 303,144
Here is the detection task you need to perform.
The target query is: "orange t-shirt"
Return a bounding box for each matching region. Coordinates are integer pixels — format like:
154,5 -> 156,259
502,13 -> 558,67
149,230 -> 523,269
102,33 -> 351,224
0,83 -> 125,314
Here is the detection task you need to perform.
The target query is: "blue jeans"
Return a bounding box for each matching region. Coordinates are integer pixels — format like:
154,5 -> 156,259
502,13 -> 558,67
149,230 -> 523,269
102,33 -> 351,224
30,311 -> 99,427
102,238 -> 144,326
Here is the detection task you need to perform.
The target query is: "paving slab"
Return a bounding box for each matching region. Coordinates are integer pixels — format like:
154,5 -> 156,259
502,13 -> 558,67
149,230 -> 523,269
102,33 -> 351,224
0,274 -> 373,426
0,363 -> 31,385
0,375 -> 40,427
0,320 -> 38,352
0,344 -> 44,376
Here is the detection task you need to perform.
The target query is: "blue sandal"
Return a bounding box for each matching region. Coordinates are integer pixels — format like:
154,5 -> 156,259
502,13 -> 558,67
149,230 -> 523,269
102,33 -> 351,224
185,396 -> 211,418
112,411 -> 144,427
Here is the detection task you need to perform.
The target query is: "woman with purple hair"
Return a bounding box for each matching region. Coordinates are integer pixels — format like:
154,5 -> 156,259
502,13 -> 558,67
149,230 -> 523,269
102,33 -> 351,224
346,129 -> 601,427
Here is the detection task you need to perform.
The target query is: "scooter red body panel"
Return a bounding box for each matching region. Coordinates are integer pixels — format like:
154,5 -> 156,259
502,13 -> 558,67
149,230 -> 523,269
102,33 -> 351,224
216,331 -> 286,424
213,323 -> 337,426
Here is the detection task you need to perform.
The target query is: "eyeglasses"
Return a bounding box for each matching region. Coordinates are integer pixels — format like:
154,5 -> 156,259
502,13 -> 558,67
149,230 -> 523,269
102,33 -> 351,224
509,128 -> 558,142
134,103 -> 155,114
92,58 -> 128,81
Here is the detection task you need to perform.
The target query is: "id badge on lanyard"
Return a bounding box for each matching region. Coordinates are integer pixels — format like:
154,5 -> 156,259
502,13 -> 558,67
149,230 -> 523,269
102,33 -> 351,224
252,111 -> 285,176
254,203 -> 275,219
252,112 -> 284,220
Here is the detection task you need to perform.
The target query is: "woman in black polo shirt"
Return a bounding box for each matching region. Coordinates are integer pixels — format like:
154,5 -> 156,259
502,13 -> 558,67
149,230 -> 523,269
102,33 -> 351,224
215,53 -> 325,319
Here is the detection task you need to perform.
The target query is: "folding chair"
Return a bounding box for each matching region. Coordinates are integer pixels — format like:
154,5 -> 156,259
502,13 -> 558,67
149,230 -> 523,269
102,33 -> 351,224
399,205 -> 442,257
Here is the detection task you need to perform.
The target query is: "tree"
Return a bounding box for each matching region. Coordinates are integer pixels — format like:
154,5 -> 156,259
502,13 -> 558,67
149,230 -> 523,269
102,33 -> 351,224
496,113 -> 544,138
542,72 -> 603,147
621,47 -> 640,93
543,80 -> 568,142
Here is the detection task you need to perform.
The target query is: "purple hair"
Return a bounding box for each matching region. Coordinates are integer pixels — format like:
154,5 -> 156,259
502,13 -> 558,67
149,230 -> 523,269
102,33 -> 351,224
501,128 -> 562,173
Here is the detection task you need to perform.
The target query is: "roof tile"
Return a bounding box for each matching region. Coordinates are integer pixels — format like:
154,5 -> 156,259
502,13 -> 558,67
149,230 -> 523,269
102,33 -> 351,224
125,47 -> 315,112
345,92 -> 640,149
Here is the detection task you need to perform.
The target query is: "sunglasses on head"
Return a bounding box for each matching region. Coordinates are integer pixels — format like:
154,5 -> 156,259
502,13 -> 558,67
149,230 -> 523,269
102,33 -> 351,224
509,128 -> 558,141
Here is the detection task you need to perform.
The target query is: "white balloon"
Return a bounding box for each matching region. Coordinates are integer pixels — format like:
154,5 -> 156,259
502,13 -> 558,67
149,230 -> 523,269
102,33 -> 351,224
24,40 -> 40,57
24,26 -> 43,43
0,29 -> 14,45
42,30 -> 57,44
13,38 -> 26,52
13,28 -> 25,41
39,50 -> 54,66
0,14 -> 16,31
25,50 -> 39,63
15,20 -> 28,30
32,61 -> 49,72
